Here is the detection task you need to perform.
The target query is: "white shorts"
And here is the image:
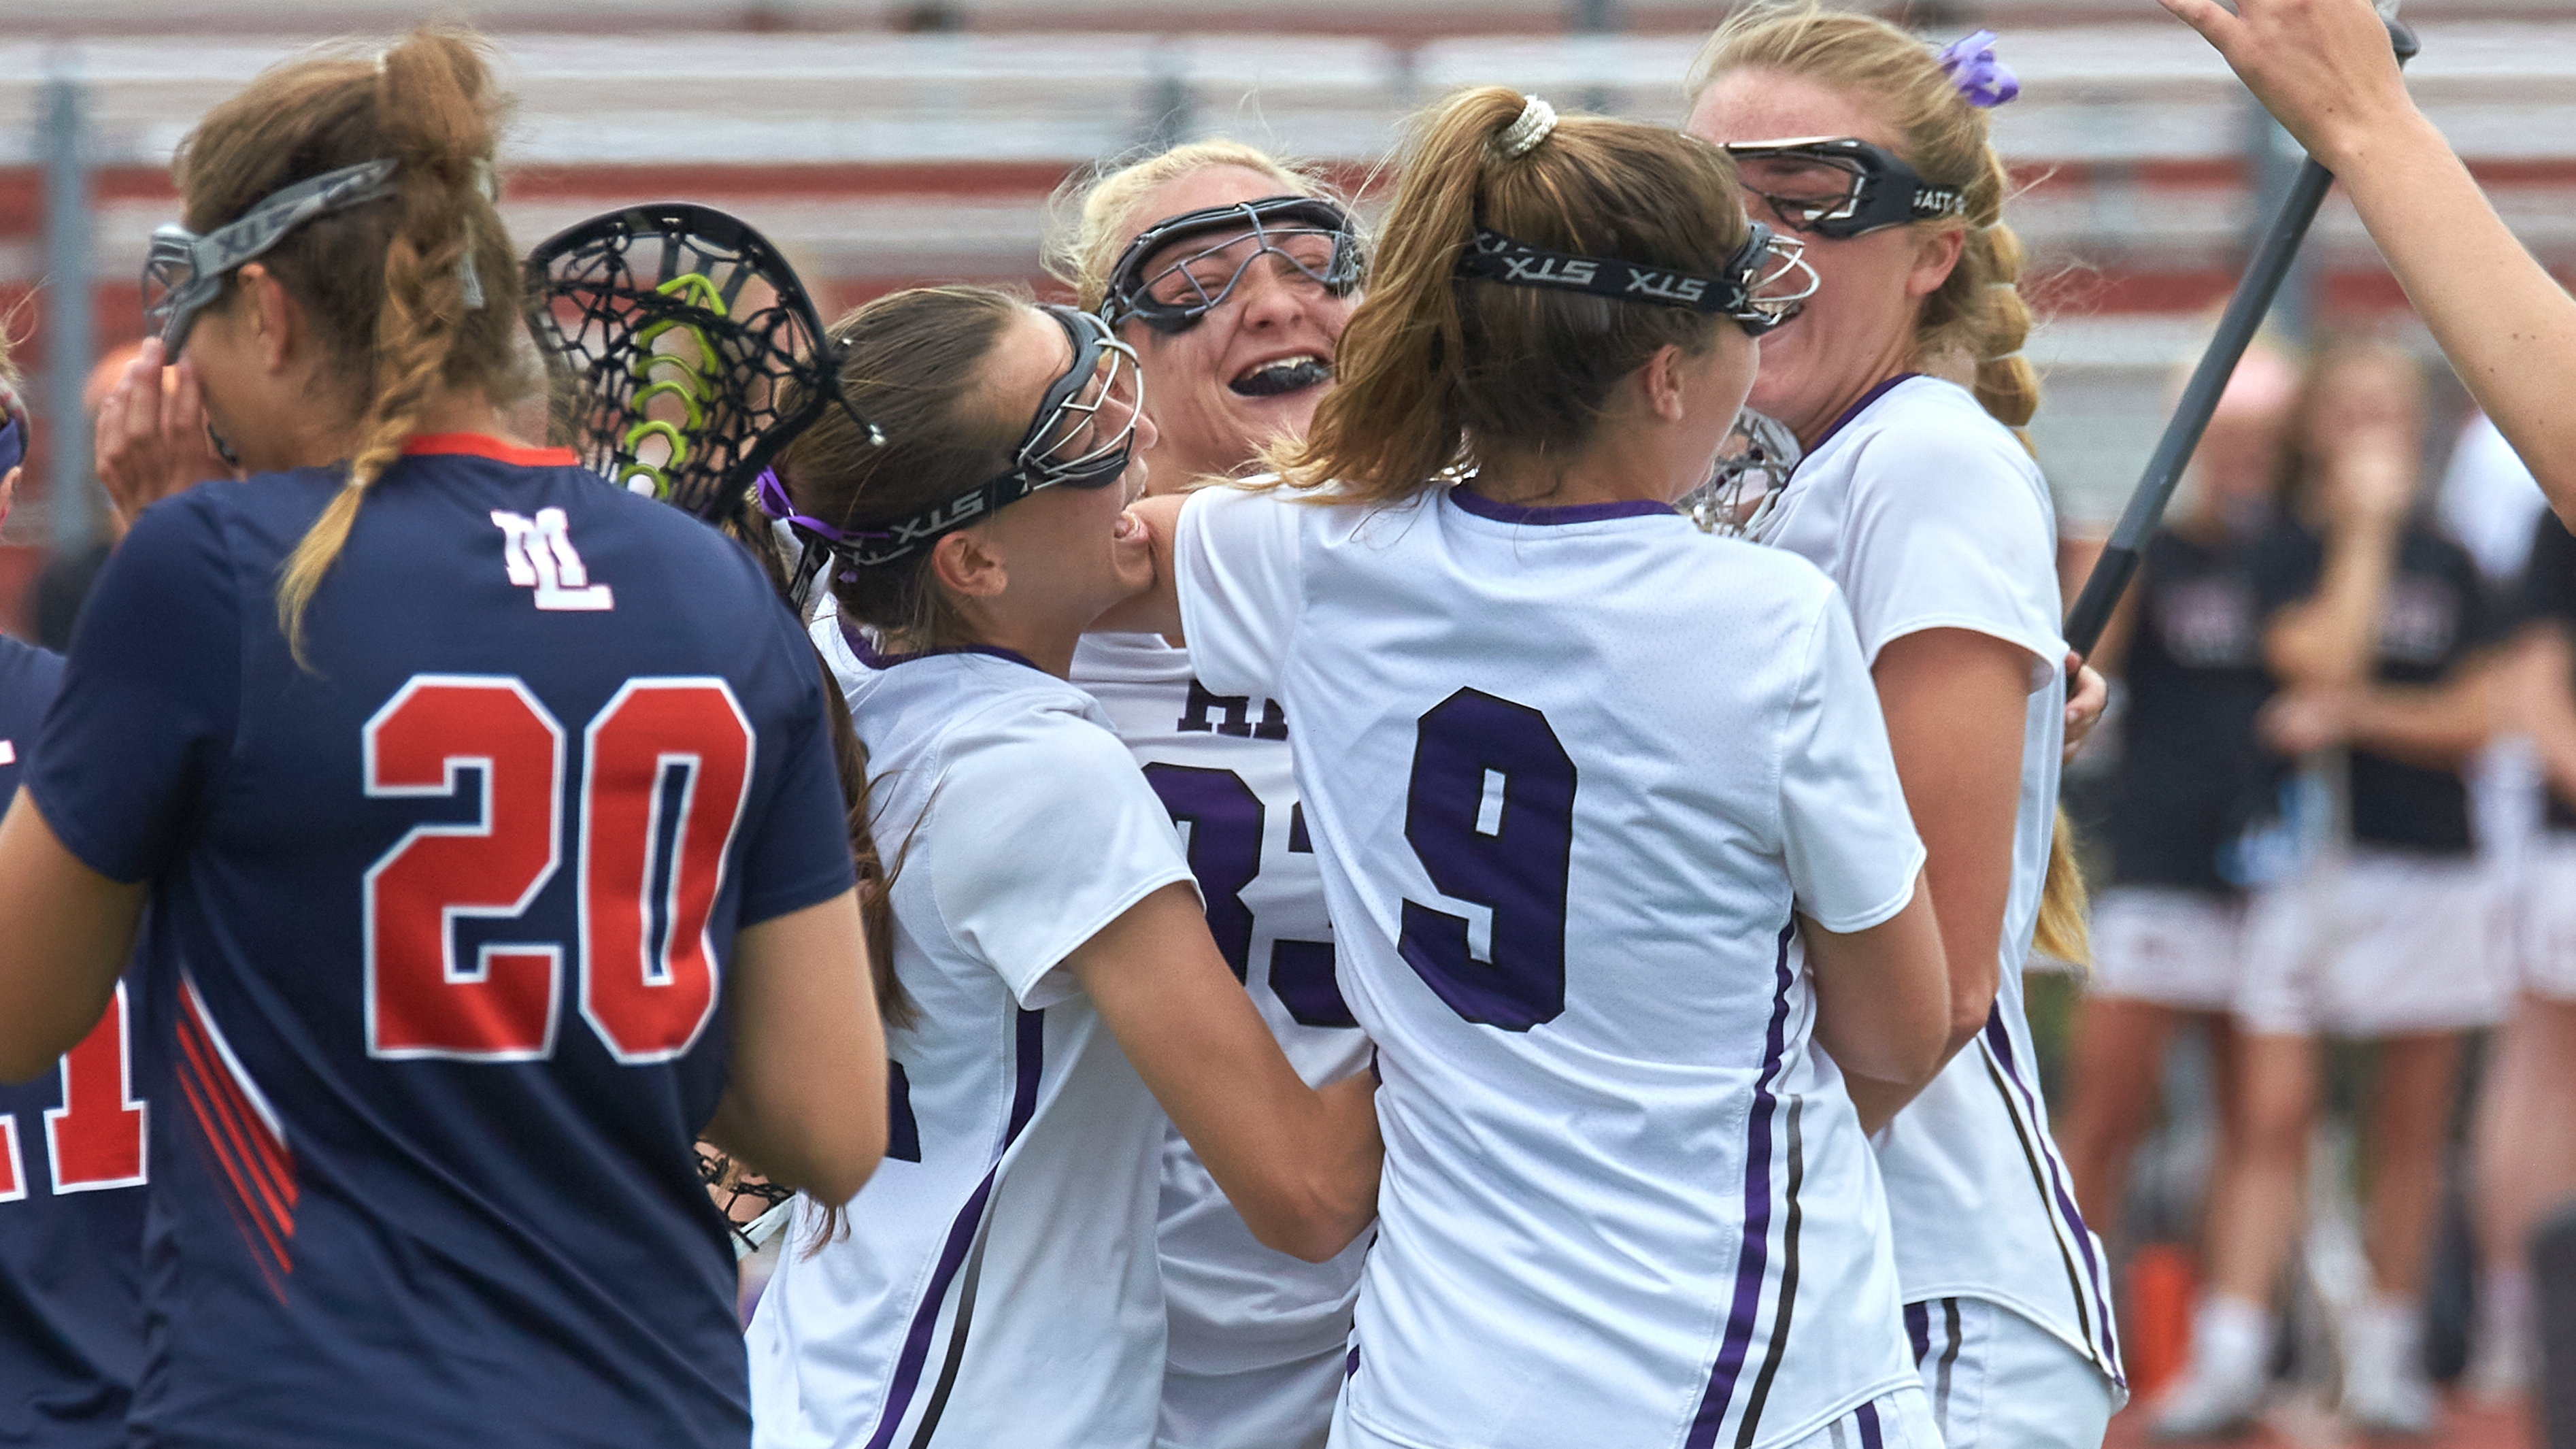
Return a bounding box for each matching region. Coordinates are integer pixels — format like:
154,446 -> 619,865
2512,834 -> 2576,1002
1158,1345 -> 1341,1449
2085,886 -> 2245,1013
2235,848 -> 2511,1037
1905,1297 -> 2114,1449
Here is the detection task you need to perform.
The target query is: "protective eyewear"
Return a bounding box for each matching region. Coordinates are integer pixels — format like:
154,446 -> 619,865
142,159 -> 401,356
1099,195 -> 1363,335
759,304 -> 1145,572
1720,137 -> 1967,240
1454,220 -> 1818,335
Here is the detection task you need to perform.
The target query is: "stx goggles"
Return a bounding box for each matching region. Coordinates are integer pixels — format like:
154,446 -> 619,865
1453,221 -> 1818,334
142,159 -> 401,356
1720,137 -> 1968,240
759,304 -> 1144,572
1099,195 -> 1362,335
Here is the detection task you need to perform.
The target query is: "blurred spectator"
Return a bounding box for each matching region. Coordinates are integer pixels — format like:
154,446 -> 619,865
2158,339 -> 2500,1436
28,342 -> 145,650
2468,510 -> 2576,1399
2061,341 -> 2300,1269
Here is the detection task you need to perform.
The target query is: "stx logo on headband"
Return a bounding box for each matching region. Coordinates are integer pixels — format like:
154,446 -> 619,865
1624,271 -> 1709,305
1498,253 -> 1596,287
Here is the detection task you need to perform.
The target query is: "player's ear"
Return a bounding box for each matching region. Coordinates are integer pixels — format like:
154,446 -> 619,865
236,264 -> 299,374
929,527 -> 1007,601
1906,223 -> 1967,301
1639,344 -> 1688,425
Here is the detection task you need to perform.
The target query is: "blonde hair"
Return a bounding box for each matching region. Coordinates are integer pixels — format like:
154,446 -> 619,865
1689,5 -> 2038,429
1044,139 -> 1334,315
1694,7 -> 2088,965
174,27 -> 529,662
1271,86 -> 1750,506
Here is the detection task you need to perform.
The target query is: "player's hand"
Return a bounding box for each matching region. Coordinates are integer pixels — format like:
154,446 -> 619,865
2154,0 -> 2415,171
2260,686 -> 2355,754
95,338 -> 238,527
2061,654 -> 2107,763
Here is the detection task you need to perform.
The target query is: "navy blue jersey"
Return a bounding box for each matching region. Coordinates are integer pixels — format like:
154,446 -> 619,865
25,436 -> 856,1449
3,634 -> 150,1448
2109,529 -> 2277,891
2251,520 -> 2495,854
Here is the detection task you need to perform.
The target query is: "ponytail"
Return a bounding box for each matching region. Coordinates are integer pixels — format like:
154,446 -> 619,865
174,27 -> 528,663
2033,807 -> 2090,968
1276,86 -> 1749,503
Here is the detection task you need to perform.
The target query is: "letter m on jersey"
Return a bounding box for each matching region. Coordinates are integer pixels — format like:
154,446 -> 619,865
491,508 -> 614,612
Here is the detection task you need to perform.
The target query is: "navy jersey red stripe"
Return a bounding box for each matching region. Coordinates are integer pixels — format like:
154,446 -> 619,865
27,438 -> 856,1448
1,633 -> 151,1448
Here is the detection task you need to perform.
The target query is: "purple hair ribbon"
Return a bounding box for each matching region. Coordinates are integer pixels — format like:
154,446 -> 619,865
754,466 -> 889,581
1935,30 -> 2019,109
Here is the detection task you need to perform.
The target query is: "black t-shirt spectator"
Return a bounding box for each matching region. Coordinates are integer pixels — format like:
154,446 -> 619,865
2515,509 -> 2576,829
2111,528 -> 2278,892
2251,520 -> 2493,855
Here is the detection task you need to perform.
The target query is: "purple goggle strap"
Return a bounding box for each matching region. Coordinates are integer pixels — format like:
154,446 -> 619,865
755,465 -> 882,580
0,416 -> 22,478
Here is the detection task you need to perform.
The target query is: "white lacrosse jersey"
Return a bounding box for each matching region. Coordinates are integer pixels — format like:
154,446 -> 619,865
1071,633 -> 1375,1378
746,627 -> 1198,1449
1175,482 -> 1929,1449
1755,374 -> 2125,1395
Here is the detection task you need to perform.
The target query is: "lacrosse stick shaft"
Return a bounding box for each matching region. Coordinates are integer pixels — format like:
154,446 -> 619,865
2063,18 -> 2419,660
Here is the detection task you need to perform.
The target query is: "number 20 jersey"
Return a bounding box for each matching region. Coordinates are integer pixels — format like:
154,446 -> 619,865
1174,483 -> 1931,1449
26,437 -> 857,1448
1071,633 -> 1374,1380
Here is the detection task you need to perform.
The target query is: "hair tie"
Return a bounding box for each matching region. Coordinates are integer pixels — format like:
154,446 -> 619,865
1935,31 -> 2019,109
1498,95 -> 1558,159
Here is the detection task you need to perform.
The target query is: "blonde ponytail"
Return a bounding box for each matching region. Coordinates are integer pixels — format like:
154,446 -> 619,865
2032,807 -> 2091,968
174,27 -> 526,663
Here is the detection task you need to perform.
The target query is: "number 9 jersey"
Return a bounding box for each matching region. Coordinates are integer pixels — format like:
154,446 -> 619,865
24,436 -> 857,1449
1173,482 -> 1930,1449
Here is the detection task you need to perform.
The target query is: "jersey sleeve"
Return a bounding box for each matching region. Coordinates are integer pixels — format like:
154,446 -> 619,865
928,711 -> 1198,1010
26,494 -> 241,884
731,621 -> 863,929
1835,427 -> 2064,687
1777,589 -> 1928,933
1174,484 -> 1305,702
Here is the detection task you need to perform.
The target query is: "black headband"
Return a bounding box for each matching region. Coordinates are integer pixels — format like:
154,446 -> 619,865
1452,222 -> 1801,334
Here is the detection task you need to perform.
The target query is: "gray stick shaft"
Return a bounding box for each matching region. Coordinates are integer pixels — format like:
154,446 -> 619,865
2062,156 -> 2334,659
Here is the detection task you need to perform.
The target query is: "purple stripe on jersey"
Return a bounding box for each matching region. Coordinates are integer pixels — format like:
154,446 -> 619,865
1345,1345 -> 1360,1379
863,1008 -> 1048,1449
1801,373 -> 1924,461
1443,487 -> 1678,527
843,621 -> 1044,676
1981,1010 -> 2125,1384
1904,1301 -> 1930,1364
1856,1399 -> 1884,1449
1685,922 -> 1798,1449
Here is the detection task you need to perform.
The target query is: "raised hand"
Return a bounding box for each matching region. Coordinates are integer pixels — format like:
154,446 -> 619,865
93,337 -> 239,526
2153,0 -> 2413,170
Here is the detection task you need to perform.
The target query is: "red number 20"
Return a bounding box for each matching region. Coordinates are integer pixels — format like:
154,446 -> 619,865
363,676 -> 755,1064
1,982 -> 148,1203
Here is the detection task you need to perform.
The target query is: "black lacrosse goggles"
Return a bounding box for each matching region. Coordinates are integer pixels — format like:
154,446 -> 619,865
1721,137 -> 1968,240
762,304 -> 1144,573
1454,220 -> 1817,334
524,203 -> 874,537
1099,195 -> 1362,335
142,159 -> 399,356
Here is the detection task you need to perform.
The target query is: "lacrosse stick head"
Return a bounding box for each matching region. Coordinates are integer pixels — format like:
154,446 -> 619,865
522,203 -> 875,535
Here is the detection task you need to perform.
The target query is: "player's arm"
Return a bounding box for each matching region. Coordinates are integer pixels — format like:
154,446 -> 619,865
1803,877 -> 1949,1135
2262,662 -> 2494,770
1872,628 -> 2030,1061
2158,0 -> 2576,517
1088,493 -> 1187,637
701,888 -> 887,1207
0,788 -> 146,1081
1069,881 -> 1380,1264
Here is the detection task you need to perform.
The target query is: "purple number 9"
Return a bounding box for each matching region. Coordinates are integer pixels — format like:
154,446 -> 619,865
1396,688 -> 1576,1031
